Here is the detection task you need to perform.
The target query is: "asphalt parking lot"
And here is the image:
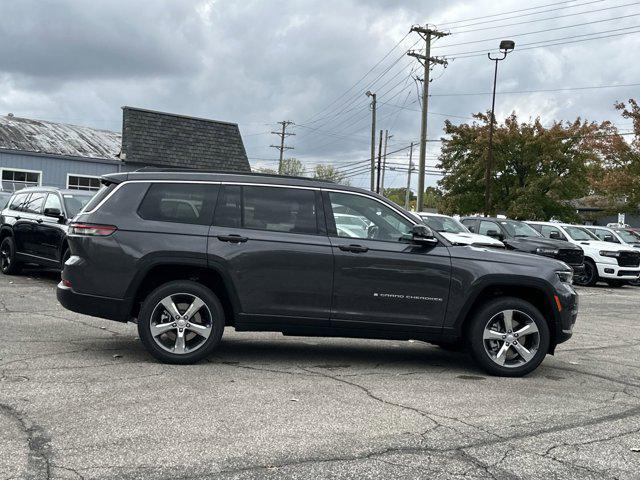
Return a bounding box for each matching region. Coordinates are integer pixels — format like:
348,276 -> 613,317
0,271 -> 639,480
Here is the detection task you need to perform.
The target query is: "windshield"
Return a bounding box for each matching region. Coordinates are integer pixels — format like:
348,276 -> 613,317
63,193 -> 94,217
421,215 -> 467,234
499,220 -> 540,237
615,229 -> 640,243
564,226 -> 599,241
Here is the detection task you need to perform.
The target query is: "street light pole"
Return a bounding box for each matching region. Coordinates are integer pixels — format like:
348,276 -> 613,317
484,40 -> 514,216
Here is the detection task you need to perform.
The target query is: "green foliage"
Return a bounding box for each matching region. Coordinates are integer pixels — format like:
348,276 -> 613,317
313,164 -> 350,185
279,158 -> 306,177
383,187 -> 413,207
437,112 -> 602,221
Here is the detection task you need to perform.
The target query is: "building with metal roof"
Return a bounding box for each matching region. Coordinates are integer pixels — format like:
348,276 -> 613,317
0,107 -> 250,192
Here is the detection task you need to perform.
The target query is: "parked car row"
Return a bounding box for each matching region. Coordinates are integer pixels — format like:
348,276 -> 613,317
0,187 -> 95,273
419,213 -> 640,288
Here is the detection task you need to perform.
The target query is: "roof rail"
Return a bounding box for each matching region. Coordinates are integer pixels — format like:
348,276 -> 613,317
131,167 -> 335,183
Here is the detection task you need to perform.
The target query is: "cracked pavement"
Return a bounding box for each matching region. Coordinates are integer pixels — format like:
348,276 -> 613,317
0,271 -> 639,479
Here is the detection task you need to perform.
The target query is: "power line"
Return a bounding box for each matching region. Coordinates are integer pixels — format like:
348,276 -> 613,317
446,0 -> 604,30
449,26 -> 640,59
449,1 -> 639,35
300,32 -> 411,124
429,81 -> 640,97
436,0 -> 589,27
433,11 -> 640,50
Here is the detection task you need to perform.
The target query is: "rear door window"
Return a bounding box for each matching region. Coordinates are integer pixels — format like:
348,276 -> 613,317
213,185 -> 319,235
138,183 -> 217,225
9,192 -> 29,211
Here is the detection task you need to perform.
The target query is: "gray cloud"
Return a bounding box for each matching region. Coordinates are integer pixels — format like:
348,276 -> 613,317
0,0 -> 638,189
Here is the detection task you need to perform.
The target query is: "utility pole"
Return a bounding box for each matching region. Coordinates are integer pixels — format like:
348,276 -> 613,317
408,25 -> 449,212
376,129 -> 383,194
366,91 -> 377,191
270,121 -> 295,174
381,130 -> 392,195
405,142 -> 414,210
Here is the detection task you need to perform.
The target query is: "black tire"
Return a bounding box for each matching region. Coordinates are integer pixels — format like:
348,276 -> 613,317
137,280 -> 225,364
467,297 -> 550,377
0,236 -> 22,275
606,280 -> 626,288
574,258 -> 597,286
630,276 -> 640,287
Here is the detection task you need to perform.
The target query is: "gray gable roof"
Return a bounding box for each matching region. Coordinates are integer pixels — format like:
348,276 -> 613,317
0,114 -> 121,160
121,106 -> 250,172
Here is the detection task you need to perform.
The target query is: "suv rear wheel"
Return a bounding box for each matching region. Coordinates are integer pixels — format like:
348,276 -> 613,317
137,280 -> 225,364
1,236 -> 22,275
467,297 -> 550,377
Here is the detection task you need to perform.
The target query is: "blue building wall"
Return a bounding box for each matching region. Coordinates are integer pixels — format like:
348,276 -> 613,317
0,149 -> 126,189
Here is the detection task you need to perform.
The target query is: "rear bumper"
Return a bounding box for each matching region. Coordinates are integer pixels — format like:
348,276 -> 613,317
57,282 -> 129,322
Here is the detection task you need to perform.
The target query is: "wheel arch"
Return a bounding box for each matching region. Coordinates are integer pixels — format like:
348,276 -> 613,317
127,260 -> 240,326
453,277 -> 560,352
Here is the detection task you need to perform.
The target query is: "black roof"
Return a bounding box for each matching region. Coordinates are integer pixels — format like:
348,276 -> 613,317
121,107 -> 250,172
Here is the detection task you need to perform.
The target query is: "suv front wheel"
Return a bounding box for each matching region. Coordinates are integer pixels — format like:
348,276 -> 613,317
138,280 -> 225,364
467,297 -> 550,377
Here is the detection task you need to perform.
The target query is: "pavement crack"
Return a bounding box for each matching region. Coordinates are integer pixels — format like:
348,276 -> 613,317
0,403 -> 53,480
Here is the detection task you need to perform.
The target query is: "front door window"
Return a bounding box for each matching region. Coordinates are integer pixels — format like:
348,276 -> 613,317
328,192 -> 412,242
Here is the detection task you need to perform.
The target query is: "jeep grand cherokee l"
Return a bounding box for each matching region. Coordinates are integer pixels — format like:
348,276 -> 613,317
57,171 -> 578,377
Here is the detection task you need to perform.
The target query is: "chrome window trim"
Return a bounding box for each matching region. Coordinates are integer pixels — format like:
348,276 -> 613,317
78,179 -> 417,226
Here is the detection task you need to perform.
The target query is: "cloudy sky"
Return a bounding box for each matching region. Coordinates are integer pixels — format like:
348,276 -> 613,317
1,0 -> 639,190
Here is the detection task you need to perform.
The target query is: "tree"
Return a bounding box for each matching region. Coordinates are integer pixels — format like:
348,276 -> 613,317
437,112 -> 604,221
280,158 -> 306,177
588,99 -> 640,210
313,164 -> 350,185
382,187 -> 412,207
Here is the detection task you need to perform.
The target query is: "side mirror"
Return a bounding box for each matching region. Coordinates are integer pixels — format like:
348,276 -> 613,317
549,231 -> 561,240
411,224 -> 438,245
603,234 -> 614,243
43,207 -> 62,219
486,229 -> 503,240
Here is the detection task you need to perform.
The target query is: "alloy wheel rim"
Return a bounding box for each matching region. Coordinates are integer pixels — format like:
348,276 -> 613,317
575,263 -> 593,285
150,293 -> 213,354
483,309 -> 540,368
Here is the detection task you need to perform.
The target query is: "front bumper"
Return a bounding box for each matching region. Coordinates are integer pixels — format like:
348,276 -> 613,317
595,263 -> 640,280
555,284 -> 578,345
57,282 -> 129,322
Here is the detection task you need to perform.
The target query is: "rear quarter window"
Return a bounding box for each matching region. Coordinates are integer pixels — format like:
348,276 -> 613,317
137,183 -> 218,225
81,183 -> 116,213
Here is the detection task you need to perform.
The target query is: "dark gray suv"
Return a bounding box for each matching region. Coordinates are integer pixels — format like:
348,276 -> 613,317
57,170 -> 579,376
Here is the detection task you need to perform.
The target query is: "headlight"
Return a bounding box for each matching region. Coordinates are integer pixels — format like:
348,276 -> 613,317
556,270 -> 573,284
536,247 -> 559,255
599,250 -> 620,258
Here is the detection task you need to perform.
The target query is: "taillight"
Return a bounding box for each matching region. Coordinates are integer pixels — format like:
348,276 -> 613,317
69,223 -> 117,236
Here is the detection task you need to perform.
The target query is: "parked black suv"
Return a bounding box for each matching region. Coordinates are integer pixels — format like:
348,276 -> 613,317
460,216 -> 584,273
0,187 -> 94,274
57,171 -> 579,376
